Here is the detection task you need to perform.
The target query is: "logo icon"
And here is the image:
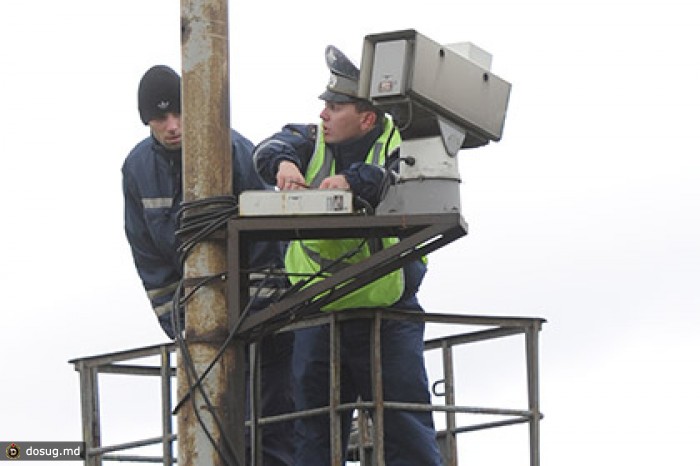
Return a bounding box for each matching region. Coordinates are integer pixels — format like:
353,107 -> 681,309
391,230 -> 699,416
6,443 -> 20,459
157,100 -> 171,110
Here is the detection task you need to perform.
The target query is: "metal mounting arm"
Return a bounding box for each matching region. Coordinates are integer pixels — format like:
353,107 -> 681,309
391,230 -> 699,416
227,213 -> 468,339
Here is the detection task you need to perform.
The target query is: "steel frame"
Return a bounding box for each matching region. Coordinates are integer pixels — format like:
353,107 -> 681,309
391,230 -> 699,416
70,212 -> 545,465
69,311 -> 544,465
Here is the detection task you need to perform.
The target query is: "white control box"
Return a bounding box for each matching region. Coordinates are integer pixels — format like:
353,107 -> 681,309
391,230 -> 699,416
239,190 -> 353,216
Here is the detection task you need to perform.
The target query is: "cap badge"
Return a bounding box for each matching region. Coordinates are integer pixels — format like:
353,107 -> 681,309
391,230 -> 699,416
326,47 -> 338,66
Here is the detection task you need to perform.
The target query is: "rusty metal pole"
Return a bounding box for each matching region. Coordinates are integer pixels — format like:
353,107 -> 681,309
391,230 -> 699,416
178,1 -> 245,465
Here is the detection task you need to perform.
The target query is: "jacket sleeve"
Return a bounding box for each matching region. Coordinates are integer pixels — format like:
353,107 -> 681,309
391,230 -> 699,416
122,168 -> 180,336
342,162 -> 393,208
231,129 -> 268,193
253,124 -> 316,185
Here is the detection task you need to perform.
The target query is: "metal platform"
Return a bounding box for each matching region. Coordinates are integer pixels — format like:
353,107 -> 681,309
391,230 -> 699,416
69,212 -> 544,465
69,310 -> 544,465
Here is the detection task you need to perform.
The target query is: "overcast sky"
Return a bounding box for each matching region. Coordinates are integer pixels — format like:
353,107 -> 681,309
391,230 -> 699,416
2,0 -> 699,464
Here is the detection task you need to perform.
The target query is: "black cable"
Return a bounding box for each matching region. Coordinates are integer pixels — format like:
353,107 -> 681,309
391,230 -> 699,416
172,267 -> 283,414
168,195 -> 244,466
353,195 -> 374,215
395,100 -> 414,133
176,195 -> 238,270
167,185 -> 384,460
255,213 -> 377,336
172,280 -> 240,466
277,237 -> 368,300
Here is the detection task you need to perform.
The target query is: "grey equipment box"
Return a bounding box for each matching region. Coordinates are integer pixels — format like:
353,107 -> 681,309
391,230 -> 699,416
239,190 -> 353,216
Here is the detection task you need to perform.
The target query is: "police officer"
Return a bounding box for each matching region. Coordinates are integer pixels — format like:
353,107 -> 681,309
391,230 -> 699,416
122,65 -> 294,465
253,47 -> 443,466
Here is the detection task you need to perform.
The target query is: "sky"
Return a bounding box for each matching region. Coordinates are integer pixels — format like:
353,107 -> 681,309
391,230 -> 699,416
2,0 -> 699,464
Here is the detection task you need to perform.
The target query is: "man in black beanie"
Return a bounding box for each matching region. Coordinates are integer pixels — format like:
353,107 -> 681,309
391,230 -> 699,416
122,65 -> 294,466
132,65 -> 184,152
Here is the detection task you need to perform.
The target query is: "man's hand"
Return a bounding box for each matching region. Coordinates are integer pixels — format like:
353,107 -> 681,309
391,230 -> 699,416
277,161 -> 308,190
319,174 -> 350,190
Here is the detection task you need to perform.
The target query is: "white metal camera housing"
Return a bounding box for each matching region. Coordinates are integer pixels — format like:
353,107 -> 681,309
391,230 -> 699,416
358,30 -> 511,215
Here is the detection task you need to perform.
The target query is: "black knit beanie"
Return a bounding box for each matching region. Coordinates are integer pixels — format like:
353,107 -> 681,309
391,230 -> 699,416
138,65 -> 181,125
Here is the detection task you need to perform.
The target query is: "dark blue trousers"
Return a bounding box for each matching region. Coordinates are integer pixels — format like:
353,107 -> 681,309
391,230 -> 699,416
291,302 -> 443,466
247,331 -> 295,466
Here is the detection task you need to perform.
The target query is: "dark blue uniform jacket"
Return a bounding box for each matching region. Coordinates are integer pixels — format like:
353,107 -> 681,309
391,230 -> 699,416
123,129 -> 286,337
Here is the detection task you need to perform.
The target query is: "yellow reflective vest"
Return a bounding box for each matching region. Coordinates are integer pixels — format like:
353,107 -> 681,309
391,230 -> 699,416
285,118 -> 404,310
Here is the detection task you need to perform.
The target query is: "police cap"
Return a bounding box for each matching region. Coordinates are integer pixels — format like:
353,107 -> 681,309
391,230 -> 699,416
319,45 -> 363,103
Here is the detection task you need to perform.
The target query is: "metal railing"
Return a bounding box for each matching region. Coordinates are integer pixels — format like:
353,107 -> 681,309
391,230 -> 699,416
70,309 -> 544,465
69,343 -> 177,465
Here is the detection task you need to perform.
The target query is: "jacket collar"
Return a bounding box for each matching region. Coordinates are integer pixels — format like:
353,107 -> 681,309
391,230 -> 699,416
151,134 -> 182,165
326,123 -> 383,157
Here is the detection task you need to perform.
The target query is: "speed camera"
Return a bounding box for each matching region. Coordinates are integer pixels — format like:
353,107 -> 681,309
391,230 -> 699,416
358,29 -> 511,150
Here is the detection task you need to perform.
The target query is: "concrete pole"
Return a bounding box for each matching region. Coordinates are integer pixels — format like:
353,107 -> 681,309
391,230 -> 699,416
178,1 -> 245,465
